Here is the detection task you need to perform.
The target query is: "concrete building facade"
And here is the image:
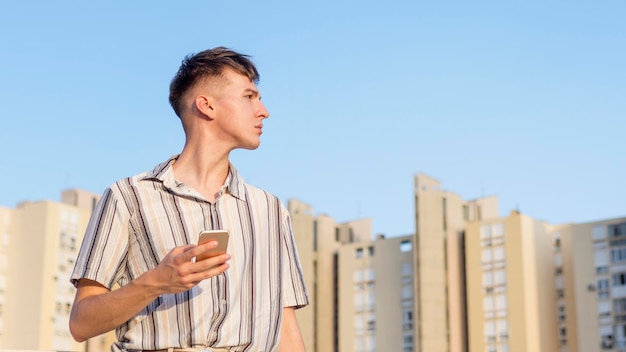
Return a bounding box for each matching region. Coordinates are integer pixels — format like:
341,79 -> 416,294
337,233 -> 415,352
413,173 -> 499,352
465,211 -> 558,352
553,217 -> 626,352
289,199 -> 416,352
0,189 -> 114,351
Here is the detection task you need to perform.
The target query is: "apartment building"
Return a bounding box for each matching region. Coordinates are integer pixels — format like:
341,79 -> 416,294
553,217 -> 626,352
289,199 -> 415,352
0,189 -> 114,351
413,173 -> 499,352
338,233 -> 415,351
465,210 -> 558,352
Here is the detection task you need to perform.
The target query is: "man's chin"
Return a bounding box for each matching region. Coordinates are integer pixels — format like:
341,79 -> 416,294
240,143 -> 261,151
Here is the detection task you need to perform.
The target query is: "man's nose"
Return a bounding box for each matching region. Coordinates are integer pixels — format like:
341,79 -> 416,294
258,101 -> 269,119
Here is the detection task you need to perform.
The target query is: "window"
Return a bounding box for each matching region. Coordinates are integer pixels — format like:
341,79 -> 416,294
617,324 -> 626,346
609,223 -> 626,238
484,321 -> 496,342
599,291 -> 610,300
403,333 -> 414,351
492,223 -> 504,237
616,298 -> 626,314
554,252 -> 563,267
482,248 -> 493,263
498,319 -> 509,340
615,273 -> 626,287
403,309 -> 413,330
402,285 -> 413,300
555,275 -> 564,289
495,270 -> 507,286
558,303 -> 566,321
354,270 -> 364,282
593,225 -> 607,241
400,240 -> 412,252
356,247 -> 364,258
484,296 -> 494,312
355,336 -> 364,351
495,294 -> 507,311
401,263 -> 412,277
367,335 -> 376,350
596,250 -> 609,267
367,313 -> 376,332
355,315 -> 364,333
598,301 -> 611,316
368,246 -> 374,256
355,293 -> 363,310
553,232 -> 561,248
367,290 -> 376,310
612,247 -> 626,263
493,246 -> 505,262
481,225 -> 492,239
483,271 -> 494,287
600,324 -> 613,349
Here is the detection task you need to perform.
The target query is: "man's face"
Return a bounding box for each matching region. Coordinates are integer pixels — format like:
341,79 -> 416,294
210,69 -> 270,150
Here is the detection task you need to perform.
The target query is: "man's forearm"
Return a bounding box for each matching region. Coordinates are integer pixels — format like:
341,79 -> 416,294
279,307 -> 306,351
69,276 -> 161,341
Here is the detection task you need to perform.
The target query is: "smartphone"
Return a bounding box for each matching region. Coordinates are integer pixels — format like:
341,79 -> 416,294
196,229 -> 230,261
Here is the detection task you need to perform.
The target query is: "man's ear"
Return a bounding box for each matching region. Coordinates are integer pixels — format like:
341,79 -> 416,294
194,95 -> 216,120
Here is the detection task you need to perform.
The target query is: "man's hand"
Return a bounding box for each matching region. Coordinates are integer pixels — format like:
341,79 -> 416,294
146,242 -> 231,295
69,243 -> 230,342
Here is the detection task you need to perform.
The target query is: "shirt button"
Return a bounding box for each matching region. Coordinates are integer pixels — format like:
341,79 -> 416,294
221,299 -> 227,306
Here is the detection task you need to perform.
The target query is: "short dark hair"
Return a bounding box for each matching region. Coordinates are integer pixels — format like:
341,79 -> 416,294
168,47 -> 260,118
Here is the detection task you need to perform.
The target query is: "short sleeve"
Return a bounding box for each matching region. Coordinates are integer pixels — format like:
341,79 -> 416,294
280,209 -> 310,309
70,186 -> 130,289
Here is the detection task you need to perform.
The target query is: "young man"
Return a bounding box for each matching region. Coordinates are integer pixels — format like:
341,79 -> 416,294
69,47 -> 309,352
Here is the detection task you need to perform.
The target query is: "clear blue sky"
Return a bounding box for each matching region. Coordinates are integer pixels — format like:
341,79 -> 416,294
1,1 -> 624,237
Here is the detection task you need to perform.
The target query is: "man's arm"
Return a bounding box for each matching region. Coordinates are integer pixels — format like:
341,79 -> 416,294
279,307 -> 306,352
69,242 -> 230,342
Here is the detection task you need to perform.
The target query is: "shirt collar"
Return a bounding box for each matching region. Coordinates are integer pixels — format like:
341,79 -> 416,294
141,154 -> 247,201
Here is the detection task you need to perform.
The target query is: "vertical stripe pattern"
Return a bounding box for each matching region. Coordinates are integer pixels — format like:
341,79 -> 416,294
71,155 -> 309,352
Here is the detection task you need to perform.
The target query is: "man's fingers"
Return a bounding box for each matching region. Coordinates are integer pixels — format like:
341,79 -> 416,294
181,244 -> 196,252
197,253 -> 230,267
190,262 -> 230,281
170,243 -> 215,264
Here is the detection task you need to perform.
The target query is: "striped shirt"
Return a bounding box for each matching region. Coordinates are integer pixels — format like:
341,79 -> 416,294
71,155 -> 309,352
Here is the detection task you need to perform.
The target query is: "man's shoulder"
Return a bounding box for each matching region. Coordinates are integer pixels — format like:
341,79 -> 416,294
109,156 -> 174,192
110,170 -> 151,190
240,182 -> 284,207
242,182 -> 278,199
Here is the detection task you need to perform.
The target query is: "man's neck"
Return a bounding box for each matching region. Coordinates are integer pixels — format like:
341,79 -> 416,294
172,145 -> 231,202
